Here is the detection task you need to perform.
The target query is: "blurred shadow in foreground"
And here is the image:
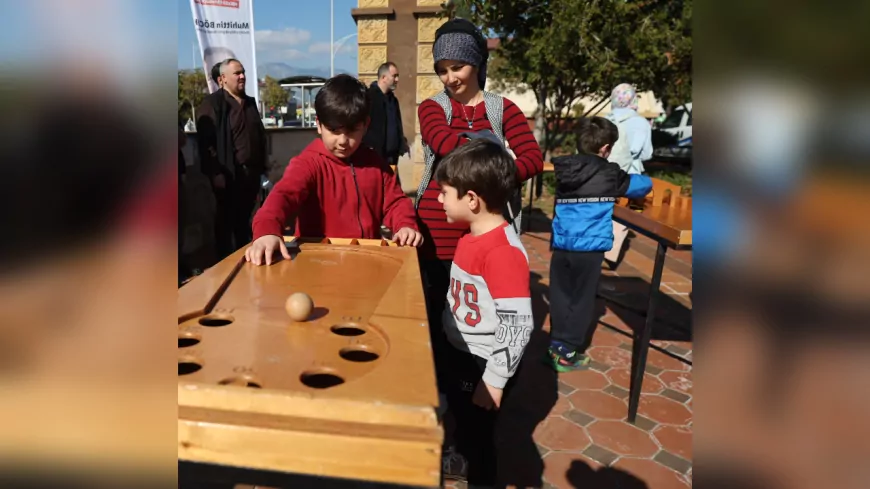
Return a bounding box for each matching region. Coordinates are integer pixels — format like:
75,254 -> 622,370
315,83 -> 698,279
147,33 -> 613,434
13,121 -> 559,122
0,1 -> 178,486
696,0 -> 870,486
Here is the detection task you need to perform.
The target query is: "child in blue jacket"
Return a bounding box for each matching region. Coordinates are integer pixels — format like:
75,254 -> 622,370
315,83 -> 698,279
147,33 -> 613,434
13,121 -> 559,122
546,117 -> 652,371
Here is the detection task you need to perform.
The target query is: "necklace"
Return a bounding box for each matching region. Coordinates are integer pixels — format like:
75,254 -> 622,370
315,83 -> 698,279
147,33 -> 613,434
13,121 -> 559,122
461,94 -> 482,129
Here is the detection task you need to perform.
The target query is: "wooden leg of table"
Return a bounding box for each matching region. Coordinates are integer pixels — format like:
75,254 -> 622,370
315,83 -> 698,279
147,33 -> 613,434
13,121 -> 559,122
628,241 -> 667,423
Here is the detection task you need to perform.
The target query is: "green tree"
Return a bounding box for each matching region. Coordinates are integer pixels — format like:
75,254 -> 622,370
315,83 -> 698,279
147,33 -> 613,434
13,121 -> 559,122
261,76 -> 289,114
450,0 -> 692,157
178,69 -> 207,123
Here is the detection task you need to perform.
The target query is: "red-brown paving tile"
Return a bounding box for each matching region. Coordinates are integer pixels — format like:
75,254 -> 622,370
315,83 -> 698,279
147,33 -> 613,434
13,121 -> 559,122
664,341 -> 692,354
662,273 -> 691,286
668,248 -> 692,259
533,416 -> 592,451
624,254 -> 654,273
550,393 -> 573,416
662,282 -> 692,294
588,346 -> 633,369
645,349 -> 690,372
612,457 -> 690,489
587,420 -> 659,457
654,425 -> 693,460
559,368 -> 610,391
590,328 -> 626,347
658,370 -> 692,396
568,390 -> 629,420
598,314 -> 633,335
637,395 -> 693,426
606,369 -> 665,394
542,452 -> 603,489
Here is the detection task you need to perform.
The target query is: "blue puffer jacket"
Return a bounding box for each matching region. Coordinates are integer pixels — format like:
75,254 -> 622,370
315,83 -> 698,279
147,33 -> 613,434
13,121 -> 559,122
551,153 -> 652,252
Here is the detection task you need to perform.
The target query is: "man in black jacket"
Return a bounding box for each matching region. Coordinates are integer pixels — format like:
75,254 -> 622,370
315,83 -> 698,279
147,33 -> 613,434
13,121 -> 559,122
362,62 -> 408,174
196,58 -> 267,261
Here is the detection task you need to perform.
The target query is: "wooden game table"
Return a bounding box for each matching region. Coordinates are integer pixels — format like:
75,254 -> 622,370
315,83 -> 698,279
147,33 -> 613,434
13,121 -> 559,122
523,164 -> 692,423
177,237 -> 443,488
611,199 -> 692,423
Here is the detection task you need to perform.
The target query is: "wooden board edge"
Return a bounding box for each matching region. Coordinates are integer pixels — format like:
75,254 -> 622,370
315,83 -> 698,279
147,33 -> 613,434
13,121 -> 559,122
179,411 -> 442,488
178,383 -> 440,430
283,236 -> 399,247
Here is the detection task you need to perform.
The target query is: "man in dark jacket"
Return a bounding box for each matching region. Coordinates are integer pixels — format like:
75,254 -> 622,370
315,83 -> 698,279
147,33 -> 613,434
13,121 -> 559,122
196,58 -> 267,261
362,62 -> 408,171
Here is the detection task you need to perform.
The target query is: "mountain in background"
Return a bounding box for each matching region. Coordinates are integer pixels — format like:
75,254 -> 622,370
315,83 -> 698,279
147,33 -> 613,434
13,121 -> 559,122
257,62 -> 353,80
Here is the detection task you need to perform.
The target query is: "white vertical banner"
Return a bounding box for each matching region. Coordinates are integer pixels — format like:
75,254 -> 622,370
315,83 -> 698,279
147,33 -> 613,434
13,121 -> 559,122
190,0 -> 260,112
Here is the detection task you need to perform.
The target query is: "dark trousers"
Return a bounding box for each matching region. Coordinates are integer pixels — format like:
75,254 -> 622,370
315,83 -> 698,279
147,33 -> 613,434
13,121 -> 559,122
420,258 -> 453,390
423,257 -> 513,484
179,177 -> 188,285
386,154 -> 400,186
213,166 -> 262,260
549,250 -> 604,352
438,341 -> 503,485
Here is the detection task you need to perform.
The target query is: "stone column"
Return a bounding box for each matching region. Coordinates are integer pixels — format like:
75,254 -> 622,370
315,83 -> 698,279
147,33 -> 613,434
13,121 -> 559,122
412,1 -> 447,191
352,0 -> 447,194
353,1 -> 389,87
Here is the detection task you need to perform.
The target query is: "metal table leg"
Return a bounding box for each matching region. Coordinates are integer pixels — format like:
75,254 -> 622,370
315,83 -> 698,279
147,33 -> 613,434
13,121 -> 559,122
628,241 -> 667,423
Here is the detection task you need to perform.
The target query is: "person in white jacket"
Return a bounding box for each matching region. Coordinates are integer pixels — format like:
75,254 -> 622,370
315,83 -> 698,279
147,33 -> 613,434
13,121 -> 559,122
603,83 -> 654,267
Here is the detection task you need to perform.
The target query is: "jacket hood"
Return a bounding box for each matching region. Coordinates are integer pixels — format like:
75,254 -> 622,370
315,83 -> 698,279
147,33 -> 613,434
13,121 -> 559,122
551,153 -> 610,188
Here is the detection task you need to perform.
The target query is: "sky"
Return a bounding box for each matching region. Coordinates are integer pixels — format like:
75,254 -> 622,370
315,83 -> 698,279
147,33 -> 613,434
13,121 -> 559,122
178,0 -> 359,76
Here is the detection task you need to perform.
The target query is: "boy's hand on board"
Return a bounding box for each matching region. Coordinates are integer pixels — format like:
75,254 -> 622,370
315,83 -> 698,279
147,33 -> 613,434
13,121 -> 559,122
393,227 -> 424,247
244,235 -> 290,266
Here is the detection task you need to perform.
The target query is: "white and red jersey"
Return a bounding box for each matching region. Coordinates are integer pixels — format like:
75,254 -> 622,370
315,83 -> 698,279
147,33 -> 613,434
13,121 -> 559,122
443,222 -> 534,389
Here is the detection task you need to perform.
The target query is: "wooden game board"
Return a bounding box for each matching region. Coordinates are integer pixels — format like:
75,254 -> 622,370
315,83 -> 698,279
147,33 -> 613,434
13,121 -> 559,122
177,238 -> 442,488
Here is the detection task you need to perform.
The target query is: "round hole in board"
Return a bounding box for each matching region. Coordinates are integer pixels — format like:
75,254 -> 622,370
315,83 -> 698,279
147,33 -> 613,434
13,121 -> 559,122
300,370 -> 345,389
218,377 -> 262,388
178,336 -> 200,348
339,347 -> 380,363
178,360 -> 202,376
199,315 -> 234,327
330,324 -> 366,337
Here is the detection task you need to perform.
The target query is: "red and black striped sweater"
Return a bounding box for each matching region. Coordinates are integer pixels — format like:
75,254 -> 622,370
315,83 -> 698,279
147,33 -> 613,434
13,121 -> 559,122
417,96 -> 544,261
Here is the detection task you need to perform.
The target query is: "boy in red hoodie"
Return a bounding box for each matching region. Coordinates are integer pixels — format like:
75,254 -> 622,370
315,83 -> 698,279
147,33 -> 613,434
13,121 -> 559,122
245,75 -> 423,265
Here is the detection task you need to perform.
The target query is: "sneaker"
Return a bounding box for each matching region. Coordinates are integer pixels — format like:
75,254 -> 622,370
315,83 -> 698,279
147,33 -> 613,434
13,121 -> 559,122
544,342 -> 591,372
442,445 -> 468,481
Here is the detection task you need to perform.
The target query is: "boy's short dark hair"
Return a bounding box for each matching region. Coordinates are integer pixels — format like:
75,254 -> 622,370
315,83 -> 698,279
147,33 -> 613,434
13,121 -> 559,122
576,116 -> 619,155
434,139 -> 517,213
314,74 -> 370,131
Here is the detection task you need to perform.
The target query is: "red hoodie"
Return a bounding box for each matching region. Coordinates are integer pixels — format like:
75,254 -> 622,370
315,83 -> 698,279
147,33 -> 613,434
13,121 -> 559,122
252,138 -> 418,240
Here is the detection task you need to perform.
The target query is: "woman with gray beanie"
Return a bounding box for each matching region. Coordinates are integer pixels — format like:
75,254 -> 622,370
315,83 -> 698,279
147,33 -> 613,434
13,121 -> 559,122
415,17 -> 543,486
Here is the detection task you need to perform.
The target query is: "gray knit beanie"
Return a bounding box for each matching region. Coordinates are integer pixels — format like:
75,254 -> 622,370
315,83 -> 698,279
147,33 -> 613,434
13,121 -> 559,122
432,30 -> 487,90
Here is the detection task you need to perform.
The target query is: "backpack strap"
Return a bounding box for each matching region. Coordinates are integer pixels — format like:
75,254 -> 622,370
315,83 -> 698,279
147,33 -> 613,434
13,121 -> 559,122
415,90 -> 453,208
483,91 -> 505,143
481,92 -> 522,233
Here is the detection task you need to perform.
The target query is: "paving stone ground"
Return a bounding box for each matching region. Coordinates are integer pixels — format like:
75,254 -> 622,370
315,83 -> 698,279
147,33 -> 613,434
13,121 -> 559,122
446,212 -> 693,489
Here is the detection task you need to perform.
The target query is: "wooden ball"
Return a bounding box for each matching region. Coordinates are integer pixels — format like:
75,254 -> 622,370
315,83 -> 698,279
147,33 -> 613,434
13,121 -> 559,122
285,292 -> 314,322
